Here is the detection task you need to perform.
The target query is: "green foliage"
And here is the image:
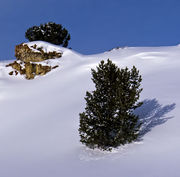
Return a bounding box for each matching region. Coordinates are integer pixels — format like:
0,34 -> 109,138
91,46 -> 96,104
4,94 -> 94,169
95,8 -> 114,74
79,59 -> 143,151
25,22 -> 71,47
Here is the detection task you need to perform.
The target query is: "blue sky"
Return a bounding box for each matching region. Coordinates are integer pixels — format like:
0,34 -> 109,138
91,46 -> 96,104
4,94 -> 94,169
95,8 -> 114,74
1,0 -> 180,60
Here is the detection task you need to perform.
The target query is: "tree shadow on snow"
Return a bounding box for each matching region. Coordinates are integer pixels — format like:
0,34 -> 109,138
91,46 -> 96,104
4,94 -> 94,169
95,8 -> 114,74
134,98 -> 176,139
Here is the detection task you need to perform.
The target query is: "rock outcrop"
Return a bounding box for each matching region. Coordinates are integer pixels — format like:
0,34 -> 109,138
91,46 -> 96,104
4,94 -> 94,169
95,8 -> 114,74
6,61 -> 59,79
15,43 -> 62,62
6,41 -> 62,79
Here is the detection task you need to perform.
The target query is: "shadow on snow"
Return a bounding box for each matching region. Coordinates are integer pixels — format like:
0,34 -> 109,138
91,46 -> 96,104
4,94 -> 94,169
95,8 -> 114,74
134,98 -> 176,139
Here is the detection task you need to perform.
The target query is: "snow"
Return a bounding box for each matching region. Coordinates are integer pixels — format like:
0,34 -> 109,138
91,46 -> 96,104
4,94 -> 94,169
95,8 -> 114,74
0,42 -> 180,177
25,41 -> 64,53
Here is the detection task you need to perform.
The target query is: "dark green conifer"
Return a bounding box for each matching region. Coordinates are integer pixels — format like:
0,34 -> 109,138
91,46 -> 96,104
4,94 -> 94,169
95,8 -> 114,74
79,59 -> 143,150
25,22 -> 70,47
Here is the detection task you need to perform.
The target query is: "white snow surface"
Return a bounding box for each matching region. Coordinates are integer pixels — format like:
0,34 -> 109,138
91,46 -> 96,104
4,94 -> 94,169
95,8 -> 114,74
25,41 -> 64,54
0,42 -> 180,177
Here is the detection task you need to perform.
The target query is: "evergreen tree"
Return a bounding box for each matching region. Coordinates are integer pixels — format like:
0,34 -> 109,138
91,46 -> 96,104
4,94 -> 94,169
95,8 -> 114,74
25,22 -> 71,47
79,59 -> 143,150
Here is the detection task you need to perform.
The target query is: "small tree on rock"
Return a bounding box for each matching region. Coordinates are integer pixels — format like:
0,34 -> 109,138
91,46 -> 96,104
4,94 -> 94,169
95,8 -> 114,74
25,22 -> 71,47
79,59 -> 143,151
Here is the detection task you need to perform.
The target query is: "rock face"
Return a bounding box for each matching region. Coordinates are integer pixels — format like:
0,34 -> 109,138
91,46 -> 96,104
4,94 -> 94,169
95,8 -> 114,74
6,61 -> 59,79
7,41 -> 61,79
15,43 -> 62,62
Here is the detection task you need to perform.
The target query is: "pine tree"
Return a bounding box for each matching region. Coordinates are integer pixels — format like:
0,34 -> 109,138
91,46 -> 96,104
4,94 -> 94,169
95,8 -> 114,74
25,22 -> 71,47
79,59 -> 143,151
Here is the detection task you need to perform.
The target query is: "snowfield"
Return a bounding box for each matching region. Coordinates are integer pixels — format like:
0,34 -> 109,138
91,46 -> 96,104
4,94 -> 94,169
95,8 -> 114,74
0,42 -> 180,177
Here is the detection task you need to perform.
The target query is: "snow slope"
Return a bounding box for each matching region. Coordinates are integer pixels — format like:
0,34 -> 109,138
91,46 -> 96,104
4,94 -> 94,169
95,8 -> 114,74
0,42 -> 180,177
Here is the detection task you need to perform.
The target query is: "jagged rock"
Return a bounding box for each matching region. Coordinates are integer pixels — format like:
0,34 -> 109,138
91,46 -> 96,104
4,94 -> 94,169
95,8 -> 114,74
52,65 -> 59,69
15,71 -> 18,75
15,43 -> 62,62
35,64 -> 52,76
6,61 -> 25,74
6,61 -> 57,80
25,62 -> 35,79
9,71 -> 13,75
6,42 -> 61,79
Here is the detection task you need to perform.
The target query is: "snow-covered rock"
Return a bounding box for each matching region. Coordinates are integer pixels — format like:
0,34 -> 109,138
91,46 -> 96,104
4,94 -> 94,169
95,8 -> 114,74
6,41 -> 64,79
15,41 -> 63,62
